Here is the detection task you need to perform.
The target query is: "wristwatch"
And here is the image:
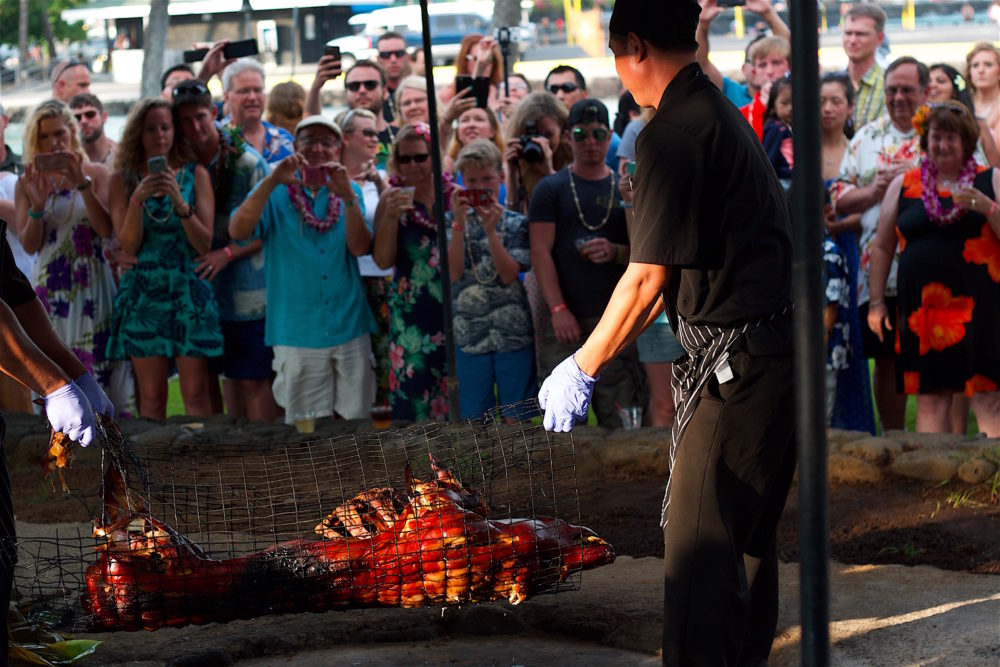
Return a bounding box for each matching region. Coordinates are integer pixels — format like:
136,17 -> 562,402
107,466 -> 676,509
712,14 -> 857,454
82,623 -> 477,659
76,176 -> 93,191
343,197 -> 358,208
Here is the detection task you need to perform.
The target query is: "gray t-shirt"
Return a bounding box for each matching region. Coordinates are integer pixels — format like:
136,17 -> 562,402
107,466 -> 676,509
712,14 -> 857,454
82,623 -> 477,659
617,117 -> 647,163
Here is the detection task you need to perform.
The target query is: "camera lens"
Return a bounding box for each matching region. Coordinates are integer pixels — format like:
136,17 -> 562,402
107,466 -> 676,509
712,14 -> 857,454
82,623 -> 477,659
521,137 -> 543,163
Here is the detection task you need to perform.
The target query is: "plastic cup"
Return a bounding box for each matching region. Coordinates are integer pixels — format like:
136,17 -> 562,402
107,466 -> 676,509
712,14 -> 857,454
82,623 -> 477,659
398,186 -> 416,208
616,405 -> 643,430
370,405 -> 392,431
575,235 -> 598,257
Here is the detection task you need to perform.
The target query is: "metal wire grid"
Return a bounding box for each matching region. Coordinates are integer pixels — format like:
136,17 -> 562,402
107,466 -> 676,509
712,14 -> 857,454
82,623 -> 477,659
13,401 -> 596,632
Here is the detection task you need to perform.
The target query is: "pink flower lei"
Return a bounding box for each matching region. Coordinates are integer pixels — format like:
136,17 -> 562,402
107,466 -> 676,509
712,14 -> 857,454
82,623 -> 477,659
287,181 -> 342,233
921,156 -> 977,227
388,171 -> 454,230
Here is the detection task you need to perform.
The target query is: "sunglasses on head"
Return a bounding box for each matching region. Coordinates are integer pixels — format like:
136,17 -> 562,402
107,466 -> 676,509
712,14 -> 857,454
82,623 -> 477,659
73,110 -> 98,121
571,127 -> 609,142
397,153 -> 429,164
346,80 -> 380,92
379,49 -> 407,60
547,82 -> 579,94
172,81 -> 210,97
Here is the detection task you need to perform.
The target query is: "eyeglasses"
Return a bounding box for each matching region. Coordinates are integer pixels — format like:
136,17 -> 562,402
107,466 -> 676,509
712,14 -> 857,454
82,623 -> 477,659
397,153 -> 429,164
172,81 -> 210,97
346,80 -> 380,92
379,49 -> 407,60
547,82 -> 579,95
73,110 -> 98,121
885,86 -> 918,97
297,136 -> 341,148
571,127 -> 609,142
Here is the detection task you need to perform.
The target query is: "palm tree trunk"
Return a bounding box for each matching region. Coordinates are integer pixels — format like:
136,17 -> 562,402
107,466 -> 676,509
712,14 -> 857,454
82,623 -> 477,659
141,0 -> 170,98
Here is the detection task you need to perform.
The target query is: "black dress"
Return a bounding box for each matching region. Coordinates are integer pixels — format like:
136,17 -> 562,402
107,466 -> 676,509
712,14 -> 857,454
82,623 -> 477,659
895,166 -> 1000,396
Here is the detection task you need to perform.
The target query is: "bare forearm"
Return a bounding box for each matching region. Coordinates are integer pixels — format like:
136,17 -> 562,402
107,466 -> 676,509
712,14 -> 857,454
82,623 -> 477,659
529,248 -> 566,311
574,263 -> 669,377
448,230 -> 464,281
344,205 -> 371,256
80,186 -> 113,238
764,8 -> 790,41
304,83 -> 323,117
229,177 -> 277,240
486,231 -> 520,284
372,203 -> 400,269
0,300 -> 69,396
117,201 -> 145,255
868,245 -> 894,303
13,299 -> 86,385
835,185 -> 879,215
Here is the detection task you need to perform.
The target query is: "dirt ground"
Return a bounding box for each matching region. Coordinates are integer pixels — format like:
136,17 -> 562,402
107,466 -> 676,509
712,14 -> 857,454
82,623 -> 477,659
13,448 -> 999,574
575,475 -> 1000,574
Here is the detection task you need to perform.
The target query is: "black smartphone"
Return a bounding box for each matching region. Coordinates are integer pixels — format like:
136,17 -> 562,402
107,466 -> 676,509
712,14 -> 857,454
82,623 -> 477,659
324,45 -> 341,59
717,0 -> 746,5
183,48 -> 209,63
456,75 -> 489,109
224,38 -> 259,59
455,74 -> 474,98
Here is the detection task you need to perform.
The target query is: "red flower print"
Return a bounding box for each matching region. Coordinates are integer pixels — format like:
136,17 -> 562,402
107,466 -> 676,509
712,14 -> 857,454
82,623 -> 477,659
906,283 -> 974,355
962,223 -> 1000,282
388,342 -> 405,371
964,374 -> 998,396
903,371 -> 919,394
901,169 -> 922,200
895,227 -> 907,254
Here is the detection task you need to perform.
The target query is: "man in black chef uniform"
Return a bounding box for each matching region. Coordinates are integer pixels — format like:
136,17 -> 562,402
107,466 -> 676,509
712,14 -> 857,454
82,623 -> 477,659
537,1 -> 797,664
0,231 -> 109,665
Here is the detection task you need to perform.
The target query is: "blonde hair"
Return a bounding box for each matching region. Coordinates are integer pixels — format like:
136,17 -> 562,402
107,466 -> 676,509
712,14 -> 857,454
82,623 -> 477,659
23,100 -> 87,164
335,107 -> 377,134
455,138 -> 503,175
266,81 -> 306,135
114,97 -> 193,177
446,106 -> 504,160
749,36 -> 791,65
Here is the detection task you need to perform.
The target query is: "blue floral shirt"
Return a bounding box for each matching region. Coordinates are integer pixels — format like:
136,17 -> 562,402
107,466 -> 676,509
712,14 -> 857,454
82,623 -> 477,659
824,234 -> 851,371
223,118 -> 294,165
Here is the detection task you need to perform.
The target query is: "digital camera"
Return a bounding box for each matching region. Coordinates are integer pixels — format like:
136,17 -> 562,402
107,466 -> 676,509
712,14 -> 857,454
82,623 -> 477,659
520,120 -> 544,164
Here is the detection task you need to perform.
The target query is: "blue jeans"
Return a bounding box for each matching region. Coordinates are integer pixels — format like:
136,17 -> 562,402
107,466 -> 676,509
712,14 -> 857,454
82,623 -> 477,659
455,344 -> 537,420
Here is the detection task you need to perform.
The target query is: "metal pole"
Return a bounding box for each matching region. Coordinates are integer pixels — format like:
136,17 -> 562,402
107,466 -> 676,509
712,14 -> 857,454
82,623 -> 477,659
291,6 -> 299,77
788,0 -> 830,664
419,0 -> 460,421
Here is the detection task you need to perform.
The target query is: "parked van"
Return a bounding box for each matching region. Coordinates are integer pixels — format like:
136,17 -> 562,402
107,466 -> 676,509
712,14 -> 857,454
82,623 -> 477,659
326,1 -> 531,68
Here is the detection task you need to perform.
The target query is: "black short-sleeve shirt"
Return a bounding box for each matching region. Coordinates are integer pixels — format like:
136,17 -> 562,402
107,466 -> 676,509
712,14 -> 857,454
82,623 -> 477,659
630,63 -> 792,329
529,167 -> 629,318
0,236 -> 36,308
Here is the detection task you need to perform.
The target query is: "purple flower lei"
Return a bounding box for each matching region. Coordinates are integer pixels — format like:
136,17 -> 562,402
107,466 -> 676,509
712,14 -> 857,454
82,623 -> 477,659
287,182 -> 341,233
921,157 -> 977,227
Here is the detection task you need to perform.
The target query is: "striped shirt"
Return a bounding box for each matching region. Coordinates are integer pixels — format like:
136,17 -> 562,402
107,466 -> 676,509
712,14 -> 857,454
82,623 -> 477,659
851,62 -> 886,130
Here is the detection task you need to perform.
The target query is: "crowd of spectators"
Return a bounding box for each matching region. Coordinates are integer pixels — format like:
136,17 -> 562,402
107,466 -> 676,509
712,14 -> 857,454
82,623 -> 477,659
1,0 -> 998,437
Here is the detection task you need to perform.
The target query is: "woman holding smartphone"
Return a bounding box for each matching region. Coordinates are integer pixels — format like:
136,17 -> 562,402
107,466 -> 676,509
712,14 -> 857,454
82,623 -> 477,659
14,100 -> 135,415
106,98 -> 220,420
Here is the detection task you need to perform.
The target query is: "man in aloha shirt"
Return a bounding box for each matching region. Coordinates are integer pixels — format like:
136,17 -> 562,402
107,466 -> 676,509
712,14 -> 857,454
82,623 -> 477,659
831,56 -> 926,432
173,80 -> 277,421
229,116 -> 375,433
221,59 -> 294,165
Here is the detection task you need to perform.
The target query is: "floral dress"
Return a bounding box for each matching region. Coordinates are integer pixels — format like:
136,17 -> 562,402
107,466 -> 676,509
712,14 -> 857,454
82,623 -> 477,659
387,177 -> 454,422
106,164 -> 223,360
894,166 -> 1000,396
32,189 -> 136,415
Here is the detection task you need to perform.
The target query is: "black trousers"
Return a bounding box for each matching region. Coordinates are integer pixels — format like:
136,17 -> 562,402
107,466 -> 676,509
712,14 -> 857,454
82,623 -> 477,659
662,348 -> 796,667
1,418 -> 13,667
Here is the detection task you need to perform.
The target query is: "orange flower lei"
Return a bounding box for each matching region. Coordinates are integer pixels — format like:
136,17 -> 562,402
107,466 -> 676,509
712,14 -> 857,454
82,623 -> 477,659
912,104 -> 930,137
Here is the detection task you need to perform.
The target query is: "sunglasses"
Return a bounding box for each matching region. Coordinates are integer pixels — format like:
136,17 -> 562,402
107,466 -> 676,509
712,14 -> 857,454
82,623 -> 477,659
172,81 -> 210,97
73,110 -> 98,121
547,82 -> 579,95
379,49 -> 407,60
571,127 -> 609,142
353,128 -> 379,138
346,80 -> 380,92
397,153 -> 430,164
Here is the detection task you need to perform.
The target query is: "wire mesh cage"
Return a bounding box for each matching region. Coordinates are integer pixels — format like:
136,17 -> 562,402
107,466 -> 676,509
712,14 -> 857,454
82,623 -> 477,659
13,401 -> 615,633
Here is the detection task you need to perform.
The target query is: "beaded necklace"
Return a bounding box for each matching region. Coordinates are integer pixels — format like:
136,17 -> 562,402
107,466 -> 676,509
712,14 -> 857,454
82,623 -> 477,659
921,156 -> 977,227
568,167 -> 615,231
141,165 -> 189,223
462,211 -> 504,285
287,181 -> 341,233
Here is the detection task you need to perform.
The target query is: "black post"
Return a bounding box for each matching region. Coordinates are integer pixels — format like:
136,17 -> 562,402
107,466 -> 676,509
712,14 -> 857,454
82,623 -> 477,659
419,0 -> 460,421
789,1 -> 830,665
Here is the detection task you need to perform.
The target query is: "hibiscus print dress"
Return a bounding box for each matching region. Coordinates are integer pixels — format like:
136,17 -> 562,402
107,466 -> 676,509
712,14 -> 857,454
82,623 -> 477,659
895,166 -> 1000,396
32,189 -> 135,414
387,190 -> 453,423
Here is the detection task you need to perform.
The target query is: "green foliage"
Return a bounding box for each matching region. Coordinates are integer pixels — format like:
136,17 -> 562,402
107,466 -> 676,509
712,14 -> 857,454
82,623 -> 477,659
0,0 -> 88,51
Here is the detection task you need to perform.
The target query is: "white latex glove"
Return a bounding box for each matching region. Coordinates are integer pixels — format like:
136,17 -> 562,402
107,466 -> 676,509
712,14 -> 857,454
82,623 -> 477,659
44,382 -> 96,447
75,372 -> 114,417
538,353 -> 598,432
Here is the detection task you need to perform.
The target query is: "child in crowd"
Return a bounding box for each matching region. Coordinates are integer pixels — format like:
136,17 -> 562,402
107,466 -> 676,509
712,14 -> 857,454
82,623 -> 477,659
762,76 -> 794,188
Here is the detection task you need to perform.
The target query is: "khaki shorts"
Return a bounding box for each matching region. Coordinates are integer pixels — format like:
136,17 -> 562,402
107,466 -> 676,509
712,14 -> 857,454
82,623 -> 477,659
272,334 -> 375,424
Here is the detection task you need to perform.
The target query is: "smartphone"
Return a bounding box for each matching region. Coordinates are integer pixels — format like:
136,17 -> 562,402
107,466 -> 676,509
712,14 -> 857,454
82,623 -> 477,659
147,156 -> 168,175
34,153 -> 71,172
465,188 -> 494,207
323,45 -> 341,59
717,0 -> 746,5
303,165 -> 326,188
455,75 -> 474,98
224,38 -> 259,59
183,48 -> 209,63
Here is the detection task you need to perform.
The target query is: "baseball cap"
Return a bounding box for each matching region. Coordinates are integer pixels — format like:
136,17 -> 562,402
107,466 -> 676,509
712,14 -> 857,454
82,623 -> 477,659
567,99 -> 610,128
609,0 -> 701,52
294,115 -> 343,140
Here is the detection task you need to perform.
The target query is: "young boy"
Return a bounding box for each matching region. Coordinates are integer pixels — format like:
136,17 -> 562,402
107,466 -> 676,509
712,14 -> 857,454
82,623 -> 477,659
739,35 -> 791,140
